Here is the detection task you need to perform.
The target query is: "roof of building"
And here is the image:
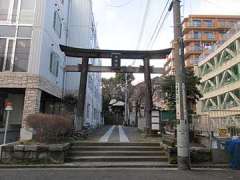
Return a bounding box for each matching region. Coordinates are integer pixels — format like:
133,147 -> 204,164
183,15 -> 240,22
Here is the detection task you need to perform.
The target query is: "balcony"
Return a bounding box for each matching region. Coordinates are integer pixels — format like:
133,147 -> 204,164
184,46 -> 203,57
183,21 -> 234,33
183,33 -> 216,42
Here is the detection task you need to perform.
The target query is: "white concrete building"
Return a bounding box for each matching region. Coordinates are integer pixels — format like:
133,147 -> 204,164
0,0 -> 102,142
65,0 -> 102,128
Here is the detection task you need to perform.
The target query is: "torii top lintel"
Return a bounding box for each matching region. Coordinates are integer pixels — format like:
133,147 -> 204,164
60,45 -> 172,59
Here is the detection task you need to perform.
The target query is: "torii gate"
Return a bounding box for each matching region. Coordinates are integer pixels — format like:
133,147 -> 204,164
60,45 -> 171,133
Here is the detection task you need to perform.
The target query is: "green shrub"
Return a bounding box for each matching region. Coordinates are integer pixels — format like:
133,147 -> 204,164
26,113 -> 73,143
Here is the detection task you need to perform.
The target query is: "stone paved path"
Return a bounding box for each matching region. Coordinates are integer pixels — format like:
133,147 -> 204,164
97,126 -> 160,143
99,125 -> 130,143
77,125 -> 161,143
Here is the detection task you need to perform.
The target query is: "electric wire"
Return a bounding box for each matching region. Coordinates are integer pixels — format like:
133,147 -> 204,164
147,1 -> 169,49
136,0 -> 151,50
148,9 -> 170,49
129,0 -> 151,67
146,0 -> 171,49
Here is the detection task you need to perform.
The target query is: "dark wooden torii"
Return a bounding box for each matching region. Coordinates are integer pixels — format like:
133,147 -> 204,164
60,45 -> 171,132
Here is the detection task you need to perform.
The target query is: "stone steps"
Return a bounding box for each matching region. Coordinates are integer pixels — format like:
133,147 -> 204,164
71,146 -> 163,151
69,150 -> 166,156
66,142 -> 168,164
66,156 -> 168,162
72,142 -> 161,146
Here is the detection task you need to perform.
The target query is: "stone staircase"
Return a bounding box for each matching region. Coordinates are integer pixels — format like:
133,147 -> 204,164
65,142 -> 168,167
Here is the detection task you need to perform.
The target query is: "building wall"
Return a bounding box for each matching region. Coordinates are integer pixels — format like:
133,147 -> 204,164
0,0 -> 67,92
0,0 -> 102,138
34,0 -> 68,91
65,0 -> 94,92
183,15 -> 240,67
65,0 -> 102,128
164,15 -> 240,74
196,29 -> 240,116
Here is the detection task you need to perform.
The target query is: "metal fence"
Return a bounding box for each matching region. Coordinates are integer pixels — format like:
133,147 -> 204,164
192,110 -> 240,137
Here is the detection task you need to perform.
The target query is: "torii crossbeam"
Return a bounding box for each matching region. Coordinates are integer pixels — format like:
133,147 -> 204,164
60,45 -> 171,132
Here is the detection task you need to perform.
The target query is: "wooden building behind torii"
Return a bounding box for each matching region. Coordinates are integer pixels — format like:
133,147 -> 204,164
60,45 -> 171,132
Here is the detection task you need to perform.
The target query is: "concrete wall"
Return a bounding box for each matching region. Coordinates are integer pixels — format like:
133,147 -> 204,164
28,0 -> 69,92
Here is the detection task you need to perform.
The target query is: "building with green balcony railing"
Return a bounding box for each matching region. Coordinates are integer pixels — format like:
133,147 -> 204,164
195,24 -> 240,116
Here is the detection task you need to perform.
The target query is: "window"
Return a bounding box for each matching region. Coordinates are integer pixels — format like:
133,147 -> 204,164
13,39 -> 31,72
0,25 -> 16,37
0,0 -> 10,21
0,39 -> 6,71
192,20 -> 201,27
12,0 -> 19,23
49,52 -> 59,77
194,42 -> 201,51
19,0 -> 36,24
0,39 -> 14,71
17,26 -> 32,38
193,31 -> 201,39
5,40 -> 14,71
204,32 -> 214,40
53,11 -> 62,38
203,20 -> 213,27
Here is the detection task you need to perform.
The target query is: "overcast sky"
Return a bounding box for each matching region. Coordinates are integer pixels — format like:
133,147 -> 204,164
92,0 -> 240,84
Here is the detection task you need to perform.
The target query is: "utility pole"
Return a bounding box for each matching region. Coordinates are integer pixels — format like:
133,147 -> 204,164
124,73 -> 128,126
172,0 -> 190,170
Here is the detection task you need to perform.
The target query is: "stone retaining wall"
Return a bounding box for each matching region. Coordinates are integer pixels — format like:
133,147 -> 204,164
0,143 -> 70,164
167,146 -> 212,164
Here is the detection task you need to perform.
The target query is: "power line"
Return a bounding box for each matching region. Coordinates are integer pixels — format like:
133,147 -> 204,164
129,0 -> 151,67
148,9 -> 170,49
147,0 -> 170,47
147,0 -> 171,49
136,0 -> 151,50
146,0 -> 171,49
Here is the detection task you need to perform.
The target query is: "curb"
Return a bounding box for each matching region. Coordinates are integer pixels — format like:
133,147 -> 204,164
0,164 -> 229,169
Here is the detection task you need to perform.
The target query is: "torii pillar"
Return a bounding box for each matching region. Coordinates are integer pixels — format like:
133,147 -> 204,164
76,57 -> 89,130
143,57 -> 153,135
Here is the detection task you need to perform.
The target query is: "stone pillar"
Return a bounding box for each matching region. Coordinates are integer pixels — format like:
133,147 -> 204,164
22,88 -> 42,128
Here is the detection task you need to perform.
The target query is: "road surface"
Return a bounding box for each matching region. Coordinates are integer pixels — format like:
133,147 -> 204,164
0,168 -> 239,180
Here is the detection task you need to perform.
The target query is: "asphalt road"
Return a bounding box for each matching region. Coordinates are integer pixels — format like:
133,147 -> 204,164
0,168 -> 239,180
